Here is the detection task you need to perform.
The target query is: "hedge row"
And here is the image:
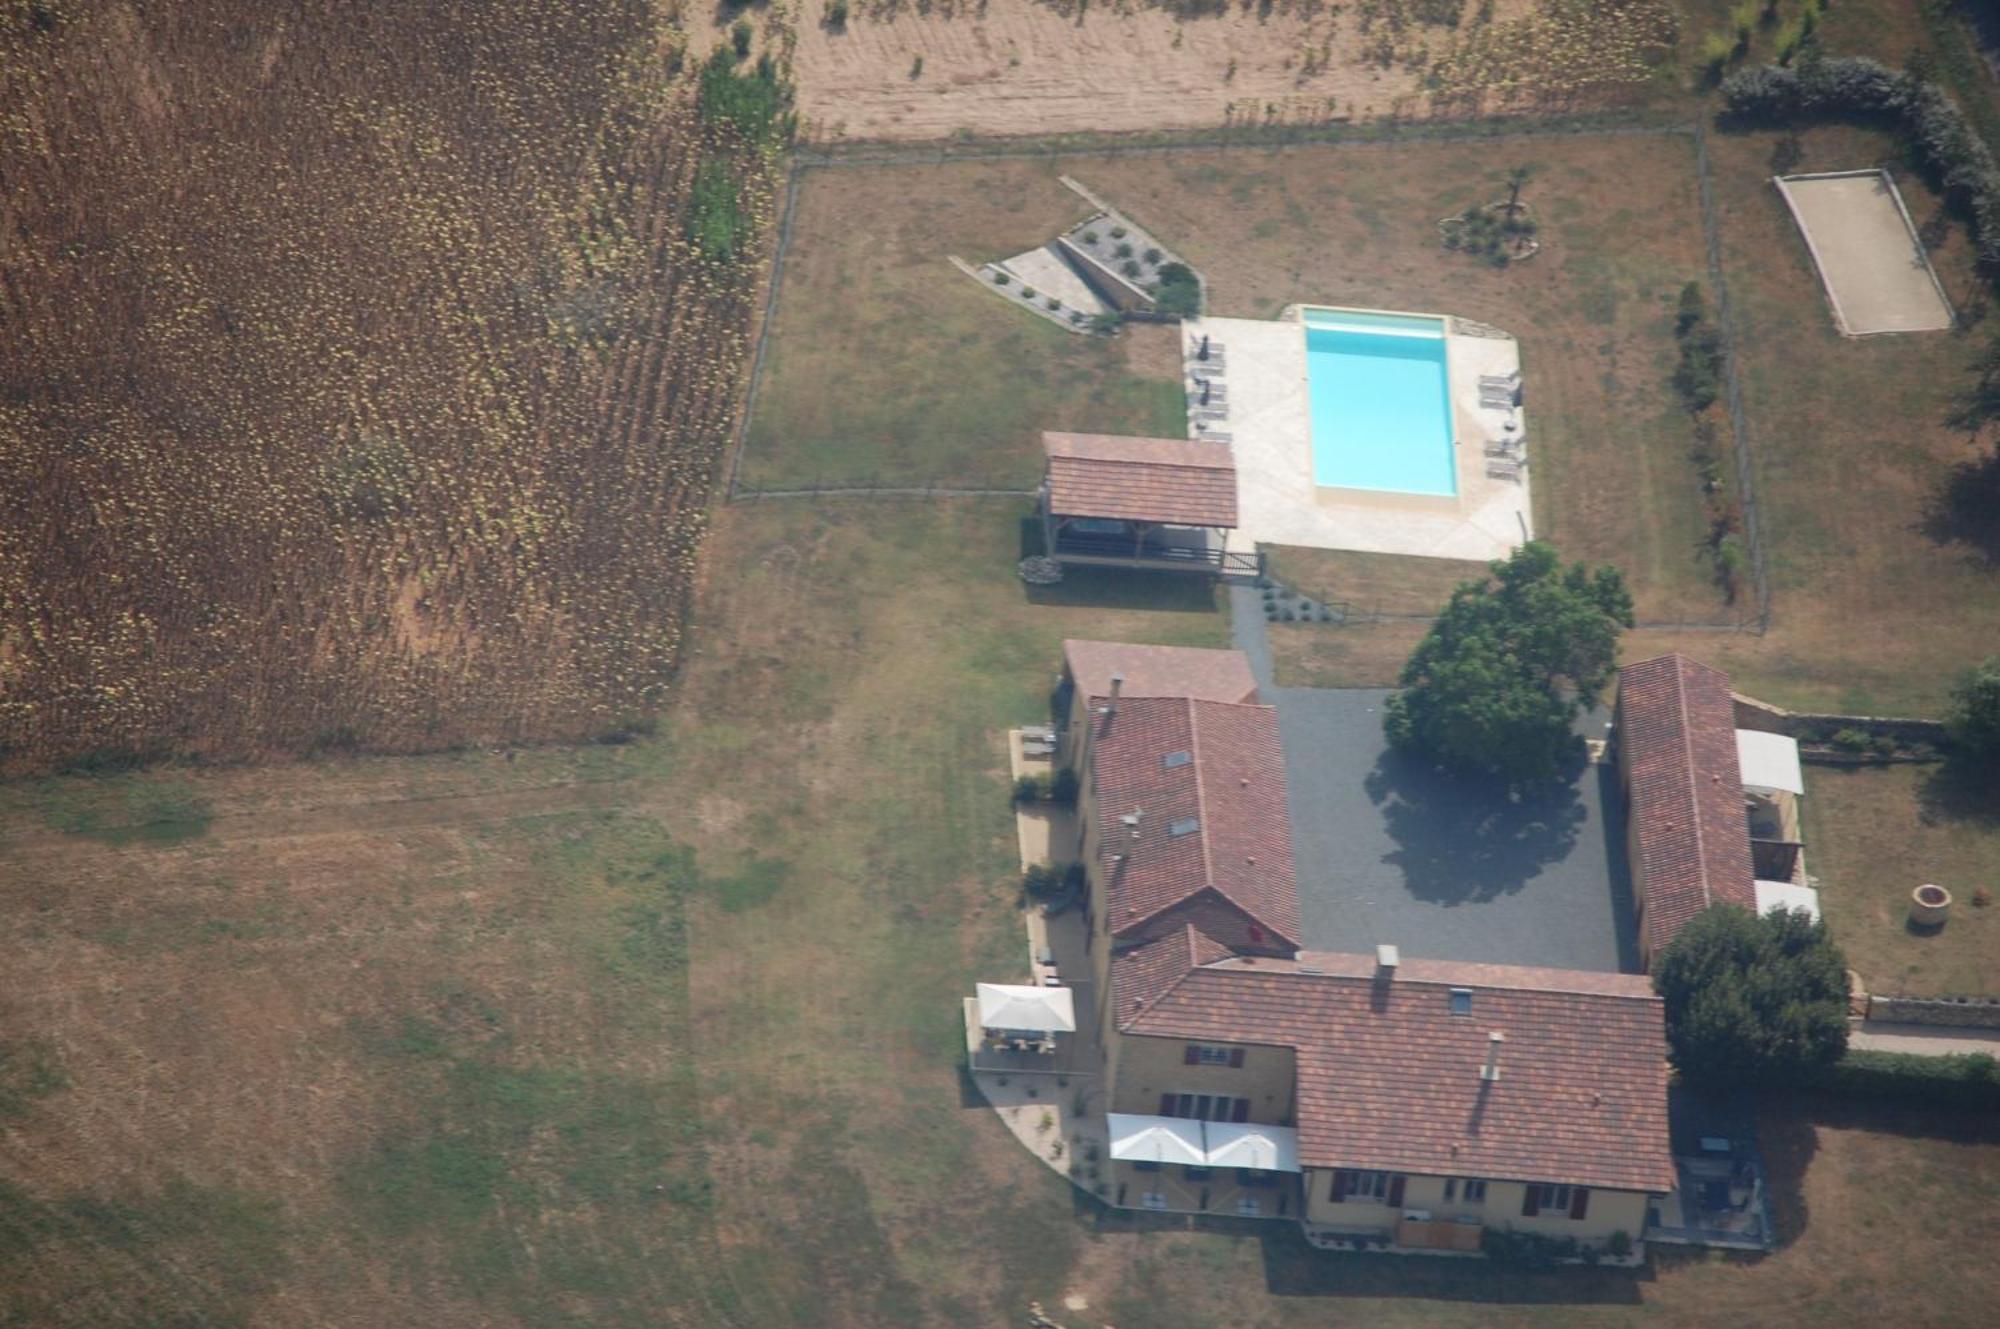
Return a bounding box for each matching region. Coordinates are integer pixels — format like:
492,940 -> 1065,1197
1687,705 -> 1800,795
1797,1048 -> 2000,1110
1720,56 -> 2000,270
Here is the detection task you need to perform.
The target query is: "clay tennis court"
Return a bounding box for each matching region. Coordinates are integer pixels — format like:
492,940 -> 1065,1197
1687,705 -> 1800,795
1774,170 -> 1954,336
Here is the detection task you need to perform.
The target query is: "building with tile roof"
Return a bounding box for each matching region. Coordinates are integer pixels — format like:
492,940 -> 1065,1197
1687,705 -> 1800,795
1614,653 -> 1759,964
1038,432 -> 1258,575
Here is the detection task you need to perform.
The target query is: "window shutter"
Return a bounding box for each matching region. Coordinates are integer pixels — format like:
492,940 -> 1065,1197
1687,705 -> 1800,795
1331,1171 -> 1350,1202
1231,1098 -> 1249,1123
1228,1047 -> 1246,1069
1387,1175 -> 1405,1208
1159,1094 -> 1176,1117
1570,1187 -> 1590,1221
1521,1185 -> 1540,1217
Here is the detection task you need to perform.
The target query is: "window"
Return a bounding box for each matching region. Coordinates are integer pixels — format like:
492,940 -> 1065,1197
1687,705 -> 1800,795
1463,1178 -> 1488,1204
1184,1043 -> 1245,1068
1140,1192 -> 1169,1211
1442,1178 -> 1455,1202
1168,817 -> 1200,837
1131,1160 -> 1161,1173
1330,1170 -> 1405,1206
1449,987 -> 1473,1016
1182,1167 -> 1213,1182
1521,1183 -> 1587,1219
1158,1092 -> 1250,1122
1161,750 -> 1192,769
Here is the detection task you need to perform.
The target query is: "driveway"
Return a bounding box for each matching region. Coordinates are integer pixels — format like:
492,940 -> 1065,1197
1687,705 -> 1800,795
1231,586 -> 1640,973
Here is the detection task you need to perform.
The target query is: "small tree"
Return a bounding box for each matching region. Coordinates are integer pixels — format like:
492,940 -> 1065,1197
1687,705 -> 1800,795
1946,657 -> 2000,771
1503,164 -> 1534,215
1384,542 -> 1633,787
1652,905 -> 1849,1087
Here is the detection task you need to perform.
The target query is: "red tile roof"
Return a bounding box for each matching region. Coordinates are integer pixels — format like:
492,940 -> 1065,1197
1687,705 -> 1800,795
1111,923 -> 1234,1017
1044,431 -> 1237,528
1064,640 -> 1260,707
1090,695 -> 1300,949
1618,654 -> 1757,958
1123,954 -> 1675,1194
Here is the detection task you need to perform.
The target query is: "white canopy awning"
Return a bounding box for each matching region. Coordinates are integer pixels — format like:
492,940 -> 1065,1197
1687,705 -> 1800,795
975,983 -> 1076,1033
1105,1115 -> 1302,1172
1737,729 -> 1805,797
1755,878 -> 1821,923
1107,1114 -> 1208,1167
1202,1120 -> 1302,1173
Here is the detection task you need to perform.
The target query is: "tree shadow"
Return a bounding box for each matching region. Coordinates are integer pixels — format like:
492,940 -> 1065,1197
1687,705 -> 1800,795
1258,1222 -> 1646,1306
1917,449 -> 2000,565
1916,759 -> 2000,830
1362,747 -> 1589,905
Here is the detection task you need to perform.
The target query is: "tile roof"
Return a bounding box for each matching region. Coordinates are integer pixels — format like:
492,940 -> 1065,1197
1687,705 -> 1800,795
1618,654 -> 1757,958
1090,695 -> 1301,949
1044,431 -> 1238,528
1110,922 -> 1234,1018
1064,640 -> 1260,707
1122,954 -> 1675,1194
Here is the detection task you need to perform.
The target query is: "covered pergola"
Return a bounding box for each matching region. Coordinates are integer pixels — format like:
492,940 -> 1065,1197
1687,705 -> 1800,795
1039,431 -> 1257,575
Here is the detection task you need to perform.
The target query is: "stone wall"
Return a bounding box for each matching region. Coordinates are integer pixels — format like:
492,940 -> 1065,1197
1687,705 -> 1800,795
1732,693 -> 1949,744
1869,994 -> 2000,1029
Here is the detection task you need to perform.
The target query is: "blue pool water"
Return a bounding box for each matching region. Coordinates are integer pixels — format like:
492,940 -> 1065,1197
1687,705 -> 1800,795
1303,308 -> 1456,496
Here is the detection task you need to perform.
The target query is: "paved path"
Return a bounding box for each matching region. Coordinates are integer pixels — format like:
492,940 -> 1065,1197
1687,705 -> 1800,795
1850,1021 -> 2000,1058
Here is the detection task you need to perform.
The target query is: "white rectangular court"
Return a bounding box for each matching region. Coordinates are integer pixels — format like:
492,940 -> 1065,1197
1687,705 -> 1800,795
1774,170 -> 1954,336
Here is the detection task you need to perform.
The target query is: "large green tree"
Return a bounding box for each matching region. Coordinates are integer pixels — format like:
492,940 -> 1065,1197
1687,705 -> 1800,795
1652,905 -> 1849,1087
1946,656 -> 2000,773
1383,541 -> 1633,787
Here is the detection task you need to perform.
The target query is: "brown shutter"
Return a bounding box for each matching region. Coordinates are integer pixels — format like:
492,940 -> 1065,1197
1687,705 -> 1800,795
1570,1187 -> 1590,1220
1521,1185 -> 1540,1217
1184,1045 -> 1201,1065
1231,1098 -> 1249,1123
1159,1094 -> 1176,1117
1387,1175 -> 1406,1208
1228,1047 -> 1246,1069
1331,1171 -> 1350,1202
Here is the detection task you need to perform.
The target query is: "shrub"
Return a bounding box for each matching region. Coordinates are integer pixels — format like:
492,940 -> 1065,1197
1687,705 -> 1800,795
1050,766 -> 1079,806
1013,774 -> 1043,804
1482,1229 -> 1580,1269
1946,657 -> 2000,770
1109,225 -> 1127,239
1046,297 -> 1061,310
1698,31 -> 1735,85
1144,247 -> 1162,264
910,54 -> 923,78
1604,1229 -> 1633,1259
731,18 -> 752,58
1114,241 -> 1134,259
826,0 -> 848,28
1082,229 -> 1099,244
1154,261 -> 1202,319
1831,726 -> 1872,752
697,47 -> 793,145
1798,1049 -> 2000,1110
1121,260 -> 1140,278
1020,286 -> 1036,299
993,271 -> 1011,285
1676,281 -> 1708,336
1022,863 -> 1062,899
685,159 -> 748,262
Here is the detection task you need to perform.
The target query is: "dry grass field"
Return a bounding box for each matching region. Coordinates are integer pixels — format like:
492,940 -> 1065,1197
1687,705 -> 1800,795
0,2 -> 775,774
750,132 -> 1727,620
1803,762 -> 2000,997
5,496 -> 1999,1327
1625,123 -> 2000,714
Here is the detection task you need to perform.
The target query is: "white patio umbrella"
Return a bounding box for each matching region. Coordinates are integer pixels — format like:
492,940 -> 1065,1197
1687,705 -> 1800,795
1202,1121 -> 1301,1173
1106,1113 -> 1208,1167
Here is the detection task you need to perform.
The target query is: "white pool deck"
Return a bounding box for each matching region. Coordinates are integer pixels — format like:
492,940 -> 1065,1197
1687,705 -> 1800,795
1188,311 -> 1533,563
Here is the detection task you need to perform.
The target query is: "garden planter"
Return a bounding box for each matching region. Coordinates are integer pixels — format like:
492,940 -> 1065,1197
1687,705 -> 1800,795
1910,883 -> 1952,928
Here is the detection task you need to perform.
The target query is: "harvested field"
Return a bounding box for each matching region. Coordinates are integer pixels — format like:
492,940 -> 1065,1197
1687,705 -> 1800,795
1775,171 -> 1953,336
784,0 -> 1681,142
0,3 -> 778,773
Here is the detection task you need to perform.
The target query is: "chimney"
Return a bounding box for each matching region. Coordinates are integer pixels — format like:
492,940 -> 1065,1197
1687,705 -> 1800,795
1108,673 -> 1124,712
1481,1031 -> 1505,1082
1375,943 -> 1399,977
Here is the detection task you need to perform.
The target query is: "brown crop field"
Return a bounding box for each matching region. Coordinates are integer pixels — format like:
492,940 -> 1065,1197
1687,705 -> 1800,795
0,2 -> 781,775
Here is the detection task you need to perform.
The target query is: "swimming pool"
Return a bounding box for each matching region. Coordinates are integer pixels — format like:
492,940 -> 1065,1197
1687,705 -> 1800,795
1302,308 -> 1457,497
